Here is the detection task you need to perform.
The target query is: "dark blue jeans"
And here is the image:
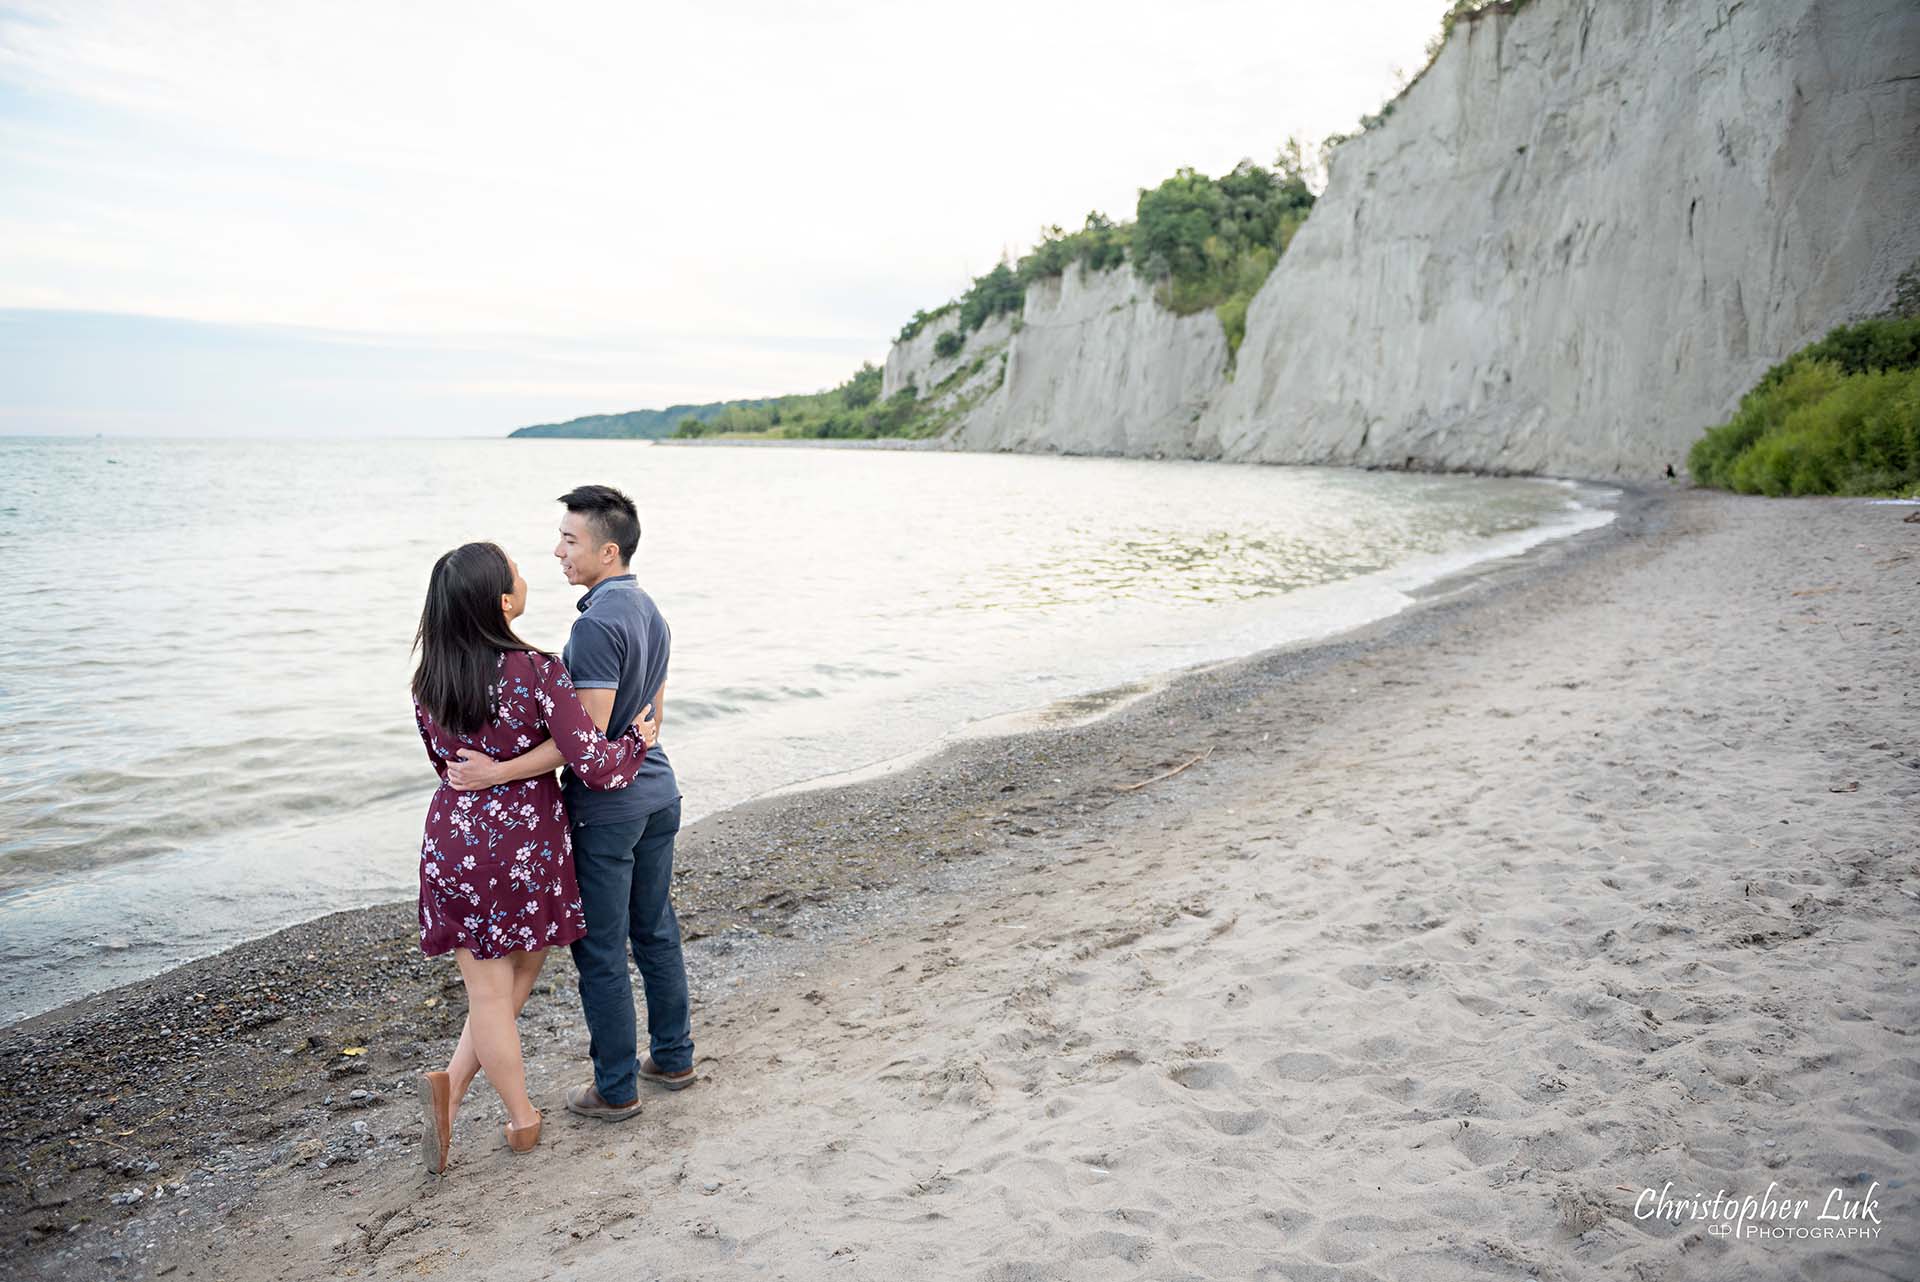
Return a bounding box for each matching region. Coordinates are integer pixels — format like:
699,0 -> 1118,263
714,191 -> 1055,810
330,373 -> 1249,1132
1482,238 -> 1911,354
569,799 -> 692,1103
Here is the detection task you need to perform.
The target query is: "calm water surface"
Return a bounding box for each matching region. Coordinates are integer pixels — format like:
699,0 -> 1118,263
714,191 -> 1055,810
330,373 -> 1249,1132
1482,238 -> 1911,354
0,437 -> 1612,1020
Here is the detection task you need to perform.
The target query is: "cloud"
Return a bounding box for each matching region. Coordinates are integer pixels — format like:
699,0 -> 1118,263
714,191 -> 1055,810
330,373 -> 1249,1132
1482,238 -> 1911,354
0,0 -> 1444,431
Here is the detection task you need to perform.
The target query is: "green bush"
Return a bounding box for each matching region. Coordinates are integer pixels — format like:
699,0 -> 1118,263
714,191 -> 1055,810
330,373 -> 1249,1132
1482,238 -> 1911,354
895,304 -> 954,344
1752,316 -> 1920,394
1215,293 -> 1251,360
1888,261 -> 1920,320
840,362 -> 881,409
957,261 -> 1024,333
1135,161 -> 1313,351
933,330 -> 964,359
1209,245 -> 1279,359
1690,360 -> 1842,486
1690,360 -> 1920,496
1019,212 -> 1129,283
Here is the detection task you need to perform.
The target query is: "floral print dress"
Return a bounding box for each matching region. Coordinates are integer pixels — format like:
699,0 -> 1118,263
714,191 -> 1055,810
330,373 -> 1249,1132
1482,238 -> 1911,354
413,649 -> 648,959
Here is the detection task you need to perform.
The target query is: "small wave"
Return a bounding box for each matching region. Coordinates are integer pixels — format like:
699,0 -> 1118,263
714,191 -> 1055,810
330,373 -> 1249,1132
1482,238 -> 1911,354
0,754 -> 426,890
811,661 -> 903,681
672,684 -> 827,721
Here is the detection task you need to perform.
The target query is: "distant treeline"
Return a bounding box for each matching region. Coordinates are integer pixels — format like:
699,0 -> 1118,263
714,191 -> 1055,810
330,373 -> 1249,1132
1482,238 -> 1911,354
669,363 -> 929,441
508,399 -> 776,439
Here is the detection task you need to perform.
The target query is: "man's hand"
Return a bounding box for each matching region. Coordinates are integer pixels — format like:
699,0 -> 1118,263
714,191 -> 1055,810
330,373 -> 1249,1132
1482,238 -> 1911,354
445,750 -> 507,792
635,703 -> 659,748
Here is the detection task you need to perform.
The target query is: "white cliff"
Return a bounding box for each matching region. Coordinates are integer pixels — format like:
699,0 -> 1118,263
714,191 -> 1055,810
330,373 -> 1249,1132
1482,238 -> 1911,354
882,310 -> 1015,409
1201,0 -> 1920,477
946,266 -> 1229,456
892,0 -> 1920,479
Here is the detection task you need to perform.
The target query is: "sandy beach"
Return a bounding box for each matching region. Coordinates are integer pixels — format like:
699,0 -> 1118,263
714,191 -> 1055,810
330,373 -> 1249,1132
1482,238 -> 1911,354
4,489 -> 1916,1282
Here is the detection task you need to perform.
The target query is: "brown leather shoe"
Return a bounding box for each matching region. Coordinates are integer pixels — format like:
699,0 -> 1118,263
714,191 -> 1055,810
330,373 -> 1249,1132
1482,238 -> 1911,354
504,1112 -> 543,1154
565,1083 -> 642,1121
638,1055 -> 697,1091
418,1071 -> 453,1175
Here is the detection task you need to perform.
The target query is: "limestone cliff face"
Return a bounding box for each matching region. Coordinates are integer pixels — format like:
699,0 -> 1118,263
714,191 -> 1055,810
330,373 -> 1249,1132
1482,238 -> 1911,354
890,0 -> 1920,478
881,269 -> 1227,454
946,267 -> 1228,456
882,311 -> 1014,408
1201,0 -> 1920,477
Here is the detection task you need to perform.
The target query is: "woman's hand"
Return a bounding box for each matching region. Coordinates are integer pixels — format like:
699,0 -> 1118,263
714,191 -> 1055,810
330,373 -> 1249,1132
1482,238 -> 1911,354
634,702 -> 660,748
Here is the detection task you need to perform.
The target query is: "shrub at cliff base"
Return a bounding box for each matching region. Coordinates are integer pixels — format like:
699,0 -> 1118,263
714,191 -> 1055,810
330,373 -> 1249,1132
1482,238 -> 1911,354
1688,318 -> 1920,497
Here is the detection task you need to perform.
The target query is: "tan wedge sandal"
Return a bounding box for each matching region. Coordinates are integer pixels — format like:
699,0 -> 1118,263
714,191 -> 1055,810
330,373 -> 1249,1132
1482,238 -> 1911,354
418,1071 -> 453,1175
504,1112 -> 543,1154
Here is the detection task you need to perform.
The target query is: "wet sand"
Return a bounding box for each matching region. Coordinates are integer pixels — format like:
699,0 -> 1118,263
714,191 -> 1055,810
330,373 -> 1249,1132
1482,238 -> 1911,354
3,489 -> 1915,1281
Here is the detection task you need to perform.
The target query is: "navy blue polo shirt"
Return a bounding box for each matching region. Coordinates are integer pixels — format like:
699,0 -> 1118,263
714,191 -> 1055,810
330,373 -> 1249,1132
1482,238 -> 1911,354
560,574 -> 680,826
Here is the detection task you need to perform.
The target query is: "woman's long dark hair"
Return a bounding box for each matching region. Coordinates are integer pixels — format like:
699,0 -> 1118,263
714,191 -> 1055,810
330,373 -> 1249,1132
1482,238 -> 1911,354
411,542 -> 547,735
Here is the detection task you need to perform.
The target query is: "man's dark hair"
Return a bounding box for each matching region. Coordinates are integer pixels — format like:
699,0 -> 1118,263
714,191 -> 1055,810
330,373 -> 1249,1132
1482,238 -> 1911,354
558,484 -> 641,564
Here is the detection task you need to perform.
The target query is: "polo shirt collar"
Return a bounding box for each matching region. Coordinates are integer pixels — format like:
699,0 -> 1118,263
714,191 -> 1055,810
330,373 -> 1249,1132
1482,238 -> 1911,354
577,573 -> 636,613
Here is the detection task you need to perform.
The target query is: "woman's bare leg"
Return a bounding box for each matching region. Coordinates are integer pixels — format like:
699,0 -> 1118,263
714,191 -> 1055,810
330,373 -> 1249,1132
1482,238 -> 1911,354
445,949 -> 548,1112
450,948 -> 540,1128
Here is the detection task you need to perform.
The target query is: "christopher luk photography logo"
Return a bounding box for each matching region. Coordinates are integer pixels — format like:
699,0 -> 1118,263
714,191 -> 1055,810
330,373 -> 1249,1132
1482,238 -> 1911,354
1630,1181 -> 1885,1243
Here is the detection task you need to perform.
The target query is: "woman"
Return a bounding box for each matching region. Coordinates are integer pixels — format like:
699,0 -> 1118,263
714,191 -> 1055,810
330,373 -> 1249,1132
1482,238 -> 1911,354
409,541 -> 656,1173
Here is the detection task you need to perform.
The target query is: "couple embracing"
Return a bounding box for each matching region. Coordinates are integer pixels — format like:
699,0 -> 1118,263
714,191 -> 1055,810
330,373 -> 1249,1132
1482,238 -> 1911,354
407,484 -> 692,1173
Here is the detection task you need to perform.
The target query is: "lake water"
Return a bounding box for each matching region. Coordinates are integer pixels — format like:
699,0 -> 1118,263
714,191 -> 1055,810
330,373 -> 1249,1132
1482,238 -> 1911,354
0,437 -> 1613,1021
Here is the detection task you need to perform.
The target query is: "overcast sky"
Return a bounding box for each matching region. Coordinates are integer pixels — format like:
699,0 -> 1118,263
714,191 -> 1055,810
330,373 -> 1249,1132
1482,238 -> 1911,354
0,0 -> 1444,436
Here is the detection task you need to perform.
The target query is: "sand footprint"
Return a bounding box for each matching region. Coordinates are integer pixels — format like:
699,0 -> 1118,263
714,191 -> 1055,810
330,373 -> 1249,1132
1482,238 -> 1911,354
1264,1050 -> 1340,1082
1195,1106 -> 1269,1136
1067,1229 -> 1156,1265
1167,1060 -> 1239,1091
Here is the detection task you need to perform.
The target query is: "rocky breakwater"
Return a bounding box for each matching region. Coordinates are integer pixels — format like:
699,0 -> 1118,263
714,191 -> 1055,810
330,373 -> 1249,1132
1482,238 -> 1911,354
1201,0 -> 1920,479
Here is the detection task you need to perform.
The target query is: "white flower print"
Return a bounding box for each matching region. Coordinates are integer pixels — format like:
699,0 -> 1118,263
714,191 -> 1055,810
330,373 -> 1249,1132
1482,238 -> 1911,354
416,652 -> 596,960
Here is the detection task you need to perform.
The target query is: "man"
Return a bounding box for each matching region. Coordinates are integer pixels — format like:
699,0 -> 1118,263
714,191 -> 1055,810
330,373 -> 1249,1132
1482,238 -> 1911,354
445,484 -> 693,1119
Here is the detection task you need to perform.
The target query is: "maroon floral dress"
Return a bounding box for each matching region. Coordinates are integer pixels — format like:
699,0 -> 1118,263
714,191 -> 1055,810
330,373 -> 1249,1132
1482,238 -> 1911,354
412,649 -> 648,959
